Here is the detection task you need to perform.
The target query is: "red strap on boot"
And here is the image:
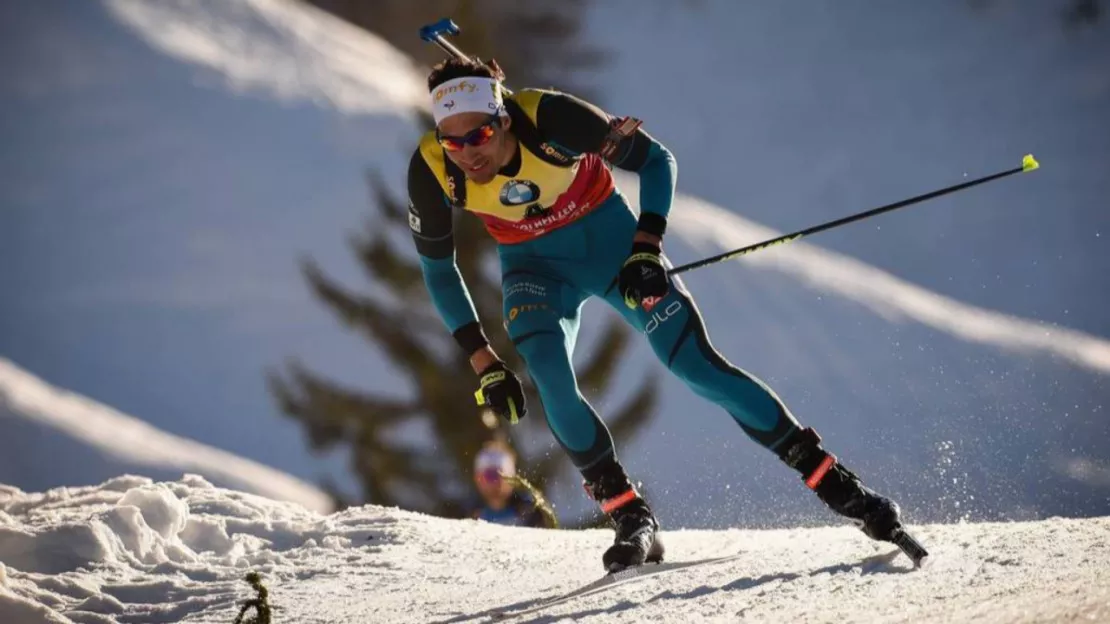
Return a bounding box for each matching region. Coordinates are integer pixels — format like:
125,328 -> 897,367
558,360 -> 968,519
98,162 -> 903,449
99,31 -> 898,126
599,489 -> 638,514
805,454 -> 837,490
582,479 -> 639,513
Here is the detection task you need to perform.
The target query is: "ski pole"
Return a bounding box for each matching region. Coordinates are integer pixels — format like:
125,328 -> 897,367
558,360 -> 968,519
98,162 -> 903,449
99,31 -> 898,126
419,18 -> 516,96
667,154 -> 1041,277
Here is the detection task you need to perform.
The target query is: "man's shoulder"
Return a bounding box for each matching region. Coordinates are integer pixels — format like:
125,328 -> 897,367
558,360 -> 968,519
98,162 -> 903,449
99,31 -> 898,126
413,129 -> 440,157
407,135 -> 452,201
409,132 -> 444,173
526,89 -> 610,135
508,87 -> 580,121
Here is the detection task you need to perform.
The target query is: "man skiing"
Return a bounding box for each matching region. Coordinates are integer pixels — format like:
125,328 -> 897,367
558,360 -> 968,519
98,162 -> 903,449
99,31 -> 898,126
407,56 -> 908,572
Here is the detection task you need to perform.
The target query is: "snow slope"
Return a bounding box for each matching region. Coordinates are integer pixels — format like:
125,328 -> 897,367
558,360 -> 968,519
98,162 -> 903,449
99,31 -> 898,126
0,0 -> 431,497
0,358 -> 330,515
1,476 -> 1107,623
2,0 -> 1107,531
586,1 -> 1110,338
621,180 -> 1110,374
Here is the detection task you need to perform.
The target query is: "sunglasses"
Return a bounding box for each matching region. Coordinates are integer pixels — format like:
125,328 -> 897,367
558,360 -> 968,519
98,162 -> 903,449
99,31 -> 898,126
436,112 -> 503,152
478,467 -> 505,484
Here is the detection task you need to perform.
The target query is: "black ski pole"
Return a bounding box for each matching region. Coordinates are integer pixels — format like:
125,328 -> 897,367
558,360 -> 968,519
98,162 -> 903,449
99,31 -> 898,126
668,154 -> 1041,277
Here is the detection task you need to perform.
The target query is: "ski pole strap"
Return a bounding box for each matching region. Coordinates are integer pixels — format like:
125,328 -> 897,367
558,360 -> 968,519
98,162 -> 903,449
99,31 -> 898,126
598,489 -> 638,514
804,454 -> 837,490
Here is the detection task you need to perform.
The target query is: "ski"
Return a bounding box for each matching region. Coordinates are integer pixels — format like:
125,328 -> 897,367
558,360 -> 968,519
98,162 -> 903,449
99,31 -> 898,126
491,552 -> 744,620
487,530 -> 923,620
891,527 -> 929,568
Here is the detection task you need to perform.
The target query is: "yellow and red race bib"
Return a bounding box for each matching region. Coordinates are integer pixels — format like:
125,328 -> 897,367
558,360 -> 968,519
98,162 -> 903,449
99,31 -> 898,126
418,89 -> 614,244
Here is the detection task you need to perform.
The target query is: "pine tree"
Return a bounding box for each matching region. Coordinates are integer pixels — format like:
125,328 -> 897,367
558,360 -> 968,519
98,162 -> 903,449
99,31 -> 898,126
272,0 -> 653,523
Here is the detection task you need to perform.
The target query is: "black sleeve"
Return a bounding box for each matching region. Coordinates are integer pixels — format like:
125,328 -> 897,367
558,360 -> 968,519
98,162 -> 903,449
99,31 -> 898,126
406,149 -> 455,259
524,509 -> 549,529
533,91 -> 655,171
515,498 -> 554,529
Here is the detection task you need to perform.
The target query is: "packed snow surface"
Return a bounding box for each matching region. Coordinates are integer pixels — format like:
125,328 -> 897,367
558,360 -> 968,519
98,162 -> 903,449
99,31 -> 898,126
0,476 -> 1106,623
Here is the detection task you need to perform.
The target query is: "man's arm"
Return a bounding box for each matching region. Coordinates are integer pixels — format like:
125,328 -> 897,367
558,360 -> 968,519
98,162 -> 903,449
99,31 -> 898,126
407,150 -> 499,371
535,92 -> 678,244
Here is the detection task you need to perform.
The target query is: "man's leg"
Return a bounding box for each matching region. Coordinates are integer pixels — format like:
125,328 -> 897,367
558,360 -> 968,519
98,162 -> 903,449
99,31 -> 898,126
600,269 -> 903,538
597,270 -> 902,539
577,187 -> 903,541
500,268 -> 611,468
601,265 -> 804,447
501,257 -> 663,570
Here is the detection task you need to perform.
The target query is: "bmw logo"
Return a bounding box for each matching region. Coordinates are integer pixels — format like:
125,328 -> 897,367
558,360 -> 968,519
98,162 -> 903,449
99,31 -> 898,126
499,180 -> 540,206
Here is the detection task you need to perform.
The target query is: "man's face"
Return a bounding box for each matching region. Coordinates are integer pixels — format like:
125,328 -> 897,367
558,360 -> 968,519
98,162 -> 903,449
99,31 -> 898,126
437,111 -> 511,185
474,467 -> 513,507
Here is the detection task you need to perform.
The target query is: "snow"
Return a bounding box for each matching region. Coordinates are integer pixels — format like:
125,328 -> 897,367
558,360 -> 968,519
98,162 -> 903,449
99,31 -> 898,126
0,359 -> 331,515
584,1 -> 1110,339
103,0 -> 427,116
2,0 -> 1107,537
1,7 -> 1107,621
621,180 -> 1110,374
0,476 -> 1107,623
1,0 -> 429,498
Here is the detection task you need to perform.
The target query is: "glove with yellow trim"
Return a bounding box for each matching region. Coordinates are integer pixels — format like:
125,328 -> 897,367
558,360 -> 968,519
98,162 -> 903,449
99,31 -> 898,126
619,241 -> 669,310
474,361 -> 527,424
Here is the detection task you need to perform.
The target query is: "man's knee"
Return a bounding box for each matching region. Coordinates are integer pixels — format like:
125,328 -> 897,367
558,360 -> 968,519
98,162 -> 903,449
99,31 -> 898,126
639,287 -> 702,369
507,318 -> 604,459
505,302 -> 564,369
515,330 -> 578,397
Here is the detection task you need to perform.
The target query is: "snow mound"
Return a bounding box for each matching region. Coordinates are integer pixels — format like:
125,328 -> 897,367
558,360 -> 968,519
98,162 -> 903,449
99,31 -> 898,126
0,359 -> 331,515
0,476 -> 1106,623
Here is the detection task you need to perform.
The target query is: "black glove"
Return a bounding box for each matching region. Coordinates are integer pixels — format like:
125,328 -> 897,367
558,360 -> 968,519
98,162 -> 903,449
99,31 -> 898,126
618,241 -> 669,310
474,361 -> 527,424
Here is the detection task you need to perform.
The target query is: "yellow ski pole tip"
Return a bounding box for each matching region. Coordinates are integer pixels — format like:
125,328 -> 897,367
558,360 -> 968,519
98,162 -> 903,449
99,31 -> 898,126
1022,154 -> 1040,172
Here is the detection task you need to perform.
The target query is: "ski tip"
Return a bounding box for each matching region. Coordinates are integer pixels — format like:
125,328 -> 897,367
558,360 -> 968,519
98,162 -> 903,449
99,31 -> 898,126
1022,153 -> 1040,172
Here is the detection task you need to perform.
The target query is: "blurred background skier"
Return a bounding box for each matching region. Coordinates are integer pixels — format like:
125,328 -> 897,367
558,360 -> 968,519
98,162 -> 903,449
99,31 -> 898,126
469,440 -> 553,529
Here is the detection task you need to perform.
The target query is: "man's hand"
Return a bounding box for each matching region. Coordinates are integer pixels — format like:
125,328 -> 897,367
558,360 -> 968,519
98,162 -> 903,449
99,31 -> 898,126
632,231 -> 661,248
619,240 -> 669,310
474,361 -> 527,424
